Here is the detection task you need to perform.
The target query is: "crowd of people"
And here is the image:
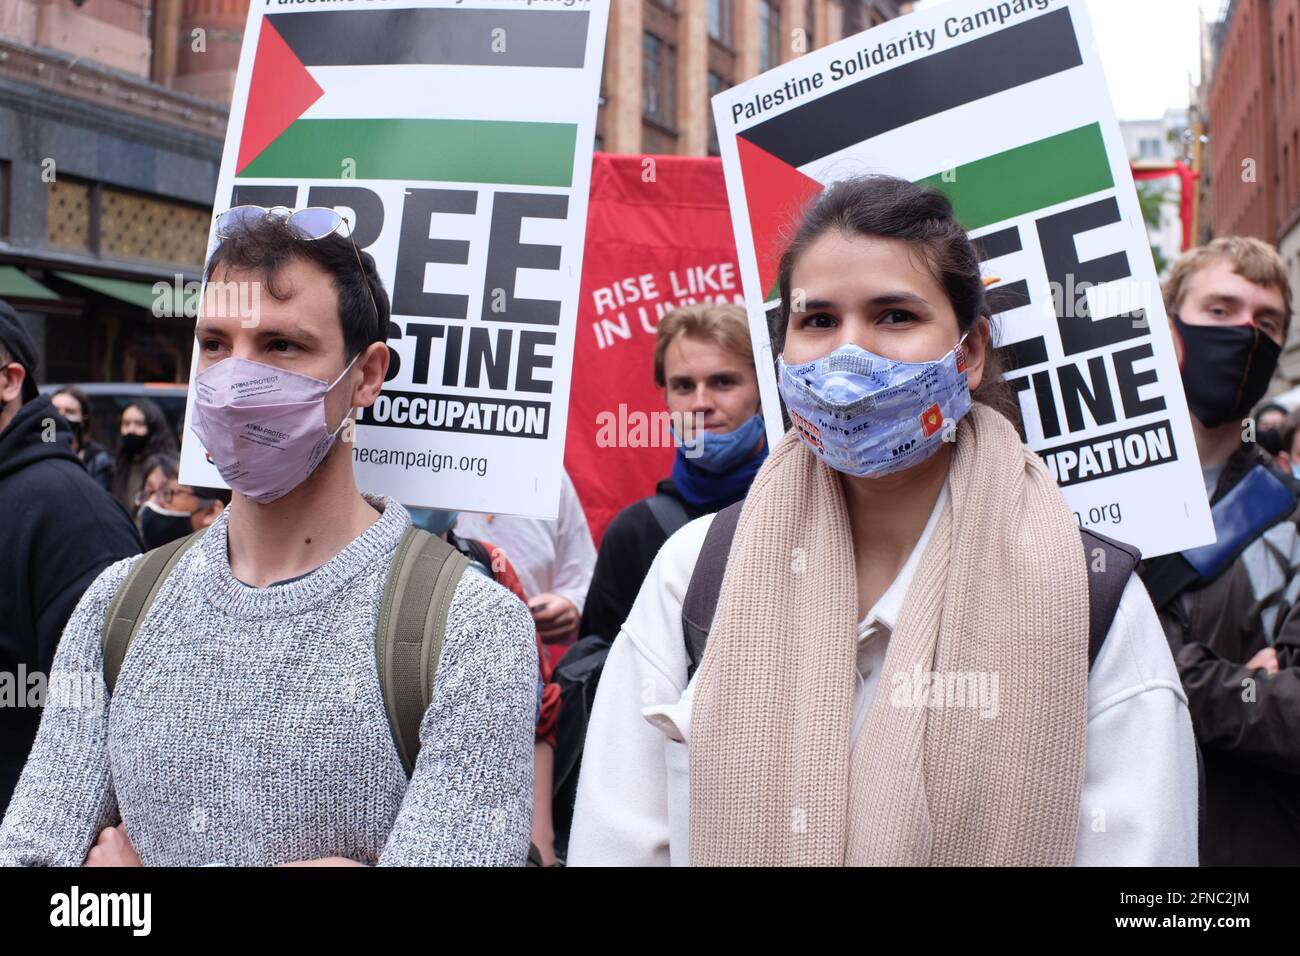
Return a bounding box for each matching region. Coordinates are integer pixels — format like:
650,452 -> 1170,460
0,174 -> 1295,866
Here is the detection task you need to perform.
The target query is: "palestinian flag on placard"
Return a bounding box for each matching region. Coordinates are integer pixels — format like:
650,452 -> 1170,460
235,5 -> 591,187
735,7 -> 1114,304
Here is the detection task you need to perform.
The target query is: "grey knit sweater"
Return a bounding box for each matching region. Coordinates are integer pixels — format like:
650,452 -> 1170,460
0,496 -> 538,866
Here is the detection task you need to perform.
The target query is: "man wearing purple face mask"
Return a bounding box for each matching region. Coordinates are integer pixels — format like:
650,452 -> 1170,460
0,212 -> 538,867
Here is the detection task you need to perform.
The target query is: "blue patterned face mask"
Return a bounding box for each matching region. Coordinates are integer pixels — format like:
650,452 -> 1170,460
777,335 -> 972,478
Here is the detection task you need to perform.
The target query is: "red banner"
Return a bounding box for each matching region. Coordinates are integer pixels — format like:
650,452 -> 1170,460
563,154 -> 742,545
1131,161 -> 1199,253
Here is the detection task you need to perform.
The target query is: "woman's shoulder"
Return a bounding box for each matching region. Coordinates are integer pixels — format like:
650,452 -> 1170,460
1087,573 -> 1187,715
614,513 -> 719,675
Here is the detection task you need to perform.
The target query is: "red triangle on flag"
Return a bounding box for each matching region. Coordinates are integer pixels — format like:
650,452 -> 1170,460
236,20 -> 325,175
735,135 -> 824,300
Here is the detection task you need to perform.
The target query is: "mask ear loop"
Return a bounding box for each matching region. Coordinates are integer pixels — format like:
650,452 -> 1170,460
327,352 -> 362,442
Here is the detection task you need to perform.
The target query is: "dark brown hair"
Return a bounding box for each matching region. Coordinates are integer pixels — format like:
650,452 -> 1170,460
204,215 -> 390,361
775,175 -> 1022,430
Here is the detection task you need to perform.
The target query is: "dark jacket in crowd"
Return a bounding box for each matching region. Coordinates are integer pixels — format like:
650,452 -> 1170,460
79,439 -> 115,493
580,477 -> 725,648
1141,445 -> 1300,865
0,395 -> 141,818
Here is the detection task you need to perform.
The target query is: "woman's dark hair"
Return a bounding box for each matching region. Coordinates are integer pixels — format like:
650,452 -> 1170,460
111,397 -> 179,506
204,215 -> 391,361
51,385 -> 93,448
775,175 -> 1022,430
140,452 -> 180,485
52,385 -> 90,420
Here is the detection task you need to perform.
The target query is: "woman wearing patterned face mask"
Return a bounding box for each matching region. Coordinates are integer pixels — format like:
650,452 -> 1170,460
569,175 -> 1199,867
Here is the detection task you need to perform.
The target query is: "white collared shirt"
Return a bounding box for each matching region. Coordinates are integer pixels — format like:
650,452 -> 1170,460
569,484 -> 1200,867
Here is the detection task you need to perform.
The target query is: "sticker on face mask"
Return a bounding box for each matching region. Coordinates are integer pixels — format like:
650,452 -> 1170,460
789,407 -> 825,453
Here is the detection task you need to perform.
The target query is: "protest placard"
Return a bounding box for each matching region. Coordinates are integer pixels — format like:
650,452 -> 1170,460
178,0 -> 608,519
565,154 -> 743,543
711,0 -> 1214,557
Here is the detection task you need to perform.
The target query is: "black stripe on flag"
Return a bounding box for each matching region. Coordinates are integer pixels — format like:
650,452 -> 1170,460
267,9 -> 589,69
986,278 -> 1031,315
974,226 -> 1023,262
997,337 -> 1049,371
740,8 -> 1083,168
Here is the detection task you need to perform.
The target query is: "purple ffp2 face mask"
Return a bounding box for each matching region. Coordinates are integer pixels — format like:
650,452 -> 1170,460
191,355 -> 358,504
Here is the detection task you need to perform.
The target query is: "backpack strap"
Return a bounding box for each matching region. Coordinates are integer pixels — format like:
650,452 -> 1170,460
680,505 -> 1138,677
681,501 -> 744,680
102,530 -> 206,695
645,493 -> 691,540
1079,528 -> 1141,669
377,526 -> 469,777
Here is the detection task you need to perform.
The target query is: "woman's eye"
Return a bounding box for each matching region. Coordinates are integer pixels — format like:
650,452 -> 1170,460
880,310 -> 916,325
269,340 -> 297,353
803,313 -> 836,329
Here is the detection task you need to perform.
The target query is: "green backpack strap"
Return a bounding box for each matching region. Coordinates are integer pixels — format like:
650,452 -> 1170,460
102,530 -> 207,695
377,526 -> 469,777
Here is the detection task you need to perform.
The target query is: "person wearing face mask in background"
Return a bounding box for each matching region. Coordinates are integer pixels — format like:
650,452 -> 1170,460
569,176 -> 1197,866
135,454 -> 228,550
0,300 -> 140,820
578,303 -> 767,651
1252,401 -> 1290,460
109,398 -> 178,517
1138,237 -> 1300,866
50,387 -> 115,492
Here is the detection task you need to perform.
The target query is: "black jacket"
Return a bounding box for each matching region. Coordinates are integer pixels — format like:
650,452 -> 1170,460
80,439 -> 115,493
0,396 -> 141,818
580,478 -> 726,648
1140,446 -> 1300,865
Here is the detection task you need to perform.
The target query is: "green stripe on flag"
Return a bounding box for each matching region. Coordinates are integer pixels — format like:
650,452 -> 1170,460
918,124 -> 1114,232
240,119 -> 578,187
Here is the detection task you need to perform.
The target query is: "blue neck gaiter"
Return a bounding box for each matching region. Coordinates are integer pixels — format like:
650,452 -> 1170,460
671,414 -> 768,509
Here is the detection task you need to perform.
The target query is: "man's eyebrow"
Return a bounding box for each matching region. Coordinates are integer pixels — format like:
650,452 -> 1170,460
253,325 -> 322,345
1202,293 -> 1244,306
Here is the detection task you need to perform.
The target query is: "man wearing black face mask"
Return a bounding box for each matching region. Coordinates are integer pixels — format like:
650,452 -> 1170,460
0,300 -> 140,817
1139,237 -> 1300,865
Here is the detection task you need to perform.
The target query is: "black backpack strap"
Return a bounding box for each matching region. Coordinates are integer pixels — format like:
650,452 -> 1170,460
645,493 -> 691,540
681,502 -> 744,680
1079,528 -> 1141,670
376,526 -> 469,777
102,530 -> 206,694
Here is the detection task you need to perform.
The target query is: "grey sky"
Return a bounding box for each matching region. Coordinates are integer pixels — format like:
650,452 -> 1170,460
910,0 -> 1218,120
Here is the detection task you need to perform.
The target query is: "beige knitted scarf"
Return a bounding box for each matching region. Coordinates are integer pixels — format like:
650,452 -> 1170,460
688,403 -> 1090,866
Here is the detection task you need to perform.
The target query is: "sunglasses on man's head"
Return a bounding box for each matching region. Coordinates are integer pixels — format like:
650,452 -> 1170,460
213,205 -> 380,328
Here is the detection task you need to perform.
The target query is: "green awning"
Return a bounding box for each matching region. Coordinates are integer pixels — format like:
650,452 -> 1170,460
54,271 -> 166,311
0,266 -> 59,301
